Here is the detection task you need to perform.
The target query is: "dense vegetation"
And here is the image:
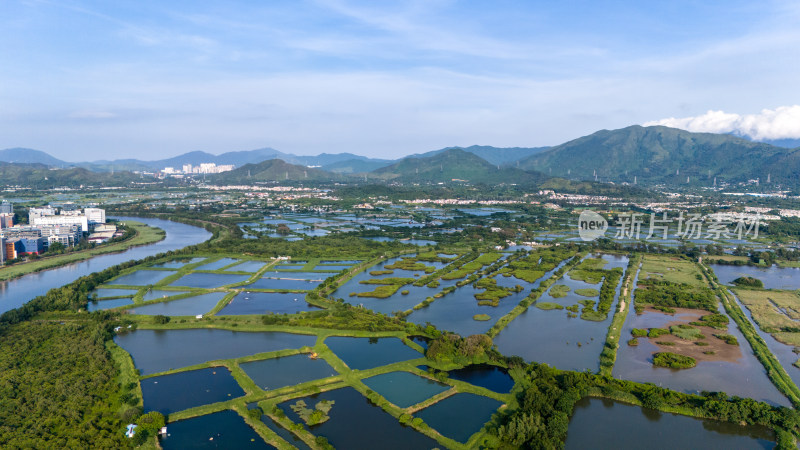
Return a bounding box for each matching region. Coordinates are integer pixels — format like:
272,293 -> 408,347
634,278 -> 717,312
653,352 -> 697,369
733,276 -> 764,288
0,319 -> 129,448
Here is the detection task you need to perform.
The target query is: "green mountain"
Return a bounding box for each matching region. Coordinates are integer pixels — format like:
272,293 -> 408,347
0,162 -> 140,188
0,148 -> 69,167
519,125 -> 798,185
370,148 -> 544,185
211,159 -> 334,183
412,145 -> 549,166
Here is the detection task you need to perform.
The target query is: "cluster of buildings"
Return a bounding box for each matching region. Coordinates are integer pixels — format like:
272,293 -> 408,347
0,202 -> 114,263
162,163 -> 234,175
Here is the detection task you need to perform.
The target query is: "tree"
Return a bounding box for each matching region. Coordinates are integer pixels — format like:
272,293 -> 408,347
136,411 -> 165,433
47,242 -> 66,254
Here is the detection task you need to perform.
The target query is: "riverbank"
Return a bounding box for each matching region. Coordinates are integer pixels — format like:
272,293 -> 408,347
0,221 -> 165,283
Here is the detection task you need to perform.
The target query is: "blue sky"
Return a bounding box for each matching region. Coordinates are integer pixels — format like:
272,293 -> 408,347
1,0 -> 799,161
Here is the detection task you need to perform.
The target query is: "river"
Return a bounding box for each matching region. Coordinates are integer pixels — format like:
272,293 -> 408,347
0,216 -> 211,315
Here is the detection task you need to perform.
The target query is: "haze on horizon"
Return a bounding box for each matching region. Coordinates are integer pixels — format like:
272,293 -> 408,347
2,0 -> 800,161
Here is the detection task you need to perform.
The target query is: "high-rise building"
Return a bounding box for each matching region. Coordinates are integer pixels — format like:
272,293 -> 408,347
0,214 -> 13,228
85,208 -> 106,225
0,201 -> 12,215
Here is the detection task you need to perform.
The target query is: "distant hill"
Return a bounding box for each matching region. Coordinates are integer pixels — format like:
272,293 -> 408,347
371,148 -> 544,185
0,162 -> 139,188
519,125 -> 798,185
79,148 -> 390,172
81,148 -> 291,172
322,158 -> 394,174
211,159 -> 334,183
0,148 -> 69,167
411,145 -> 549,166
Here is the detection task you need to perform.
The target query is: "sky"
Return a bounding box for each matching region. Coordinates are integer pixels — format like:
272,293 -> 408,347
2,0 -> 800,161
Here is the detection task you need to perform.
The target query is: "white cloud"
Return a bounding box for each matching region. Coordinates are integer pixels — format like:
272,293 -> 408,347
645,105 -> 800,141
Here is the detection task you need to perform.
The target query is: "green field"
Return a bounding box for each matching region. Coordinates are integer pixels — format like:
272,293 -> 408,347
734,288 -> 800,346
640,255 -> 707,287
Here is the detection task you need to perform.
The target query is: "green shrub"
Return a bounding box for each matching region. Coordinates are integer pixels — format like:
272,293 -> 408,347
713,334 -> 739,345
648,328 -> 668,338
536,302 -> 563,310
550,285 -> 570,298
653,352 -> 696,369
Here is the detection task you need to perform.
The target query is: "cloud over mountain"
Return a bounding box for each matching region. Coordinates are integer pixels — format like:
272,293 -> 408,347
645,105 -> 800,141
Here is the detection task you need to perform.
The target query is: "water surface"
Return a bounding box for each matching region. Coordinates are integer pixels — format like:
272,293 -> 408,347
170,273 -> 251,289
446,364 -> 514,393
108,269 -> 176,286
565,398 -> 773,450
710,264 -> 800,290
362,371 -> 449,408
241,354 -> 337,391
414,393 -> 501,443
160,410 -> 271,449
142,367 -> 244,415
325,337 -> 422,370
130,292 -> 227,316
218,292 -> 321,315
278,387 -> 439,450
116,329 -> 316,375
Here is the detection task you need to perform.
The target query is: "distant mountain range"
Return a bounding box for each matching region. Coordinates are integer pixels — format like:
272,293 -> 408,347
0,162 -> 141,188
519,125 -> 799,185
0,145 -> 547,173
3,125 -> 800,187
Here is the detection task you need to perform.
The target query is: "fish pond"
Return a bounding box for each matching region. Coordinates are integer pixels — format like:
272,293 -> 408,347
141,367 -> 244,415
169,273 -> 251,289
160,410 -> 272,449
129,292 -> 227,316
87,297 -> 133,312
115,329 -> 316,375
278,387 -> 439,450
218,292 -> 321,315
324,337 -> 422,370
445,364 -> 514,393
565,398 -> 773,449
108,269 -> 176,286
361,371 -> 450,408
414,393 -> 502,443
240,354 -> 337,391
247,278 -> 322,291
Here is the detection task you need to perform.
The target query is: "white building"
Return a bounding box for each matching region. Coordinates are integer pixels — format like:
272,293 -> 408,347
85,208 -> 106,225
31,214 -> 89,233
28,206 -> 56,221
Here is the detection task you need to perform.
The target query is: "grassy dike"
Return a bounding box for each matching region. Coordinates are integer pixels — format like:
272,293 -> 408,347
598,253 -> 641,376
0,221 -> 165,282
699,261 -> 800,407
